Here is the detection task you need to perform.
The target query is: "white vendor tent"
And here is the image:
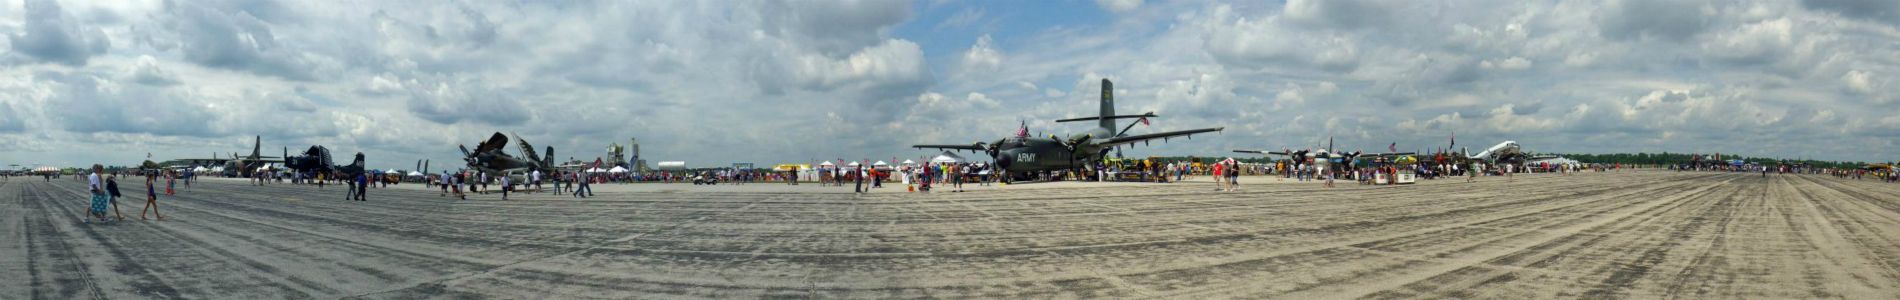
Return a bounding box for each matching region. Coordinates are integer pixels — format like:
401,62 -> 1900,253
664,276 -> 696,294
930,152 -> 964,163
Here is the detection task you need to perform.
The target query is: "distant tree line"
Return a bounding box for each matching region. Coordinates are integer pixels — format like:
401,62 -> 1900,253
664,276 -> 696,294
1135,152 -> 1873,169
1547,152 -> 1871,169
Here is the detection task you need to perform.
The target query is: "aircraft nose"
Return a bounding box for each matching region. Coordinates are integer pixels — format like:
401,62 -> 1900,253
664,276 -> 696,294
995,154 -> 1014,170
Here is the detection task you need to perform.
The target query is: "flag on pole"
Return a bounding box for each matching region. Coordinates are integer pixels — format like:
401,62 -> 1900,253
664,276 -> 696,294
1138,116 -> 1150,126
1015,120 -> 1029,137
1389,142 -> 1397,152
1450,131 -> 1456,148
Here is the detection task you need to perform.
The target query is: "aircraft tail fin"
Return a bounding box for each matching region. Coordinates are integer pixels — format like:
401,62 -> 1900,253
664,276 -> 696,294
543,146 -> 555,170
251,135 -> 262,159
1099,79 -> 1115,132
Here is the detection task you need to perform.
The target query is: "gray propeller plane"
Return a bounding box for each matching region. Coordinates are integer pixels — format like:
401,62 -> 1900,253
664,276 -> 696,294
161,135 -> 281,177
459,132 -> 556,175
1234,137 -> 1414,173
914,79 -> 1224,180
282,145 -> 367,178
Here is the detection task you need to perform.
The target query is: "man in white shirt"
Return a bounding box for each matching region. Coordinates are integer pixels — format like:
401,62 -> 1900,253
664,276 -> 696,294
499,172 -> 512,200
86,165 -> 108,222
531,170 -> 542,192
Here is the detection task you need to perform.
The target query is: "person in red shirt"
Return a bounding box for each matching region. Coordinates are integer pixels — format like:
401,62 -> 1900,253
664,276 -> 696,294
1212,161 -> 1227,191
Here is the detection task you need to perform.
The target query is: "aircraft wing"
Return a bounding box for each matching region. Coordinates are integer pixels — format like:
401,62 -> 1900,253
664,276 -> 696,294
912,144 -> 987,153
1094,127 -> 1223,148
1359,152 -> 1417,157
1233,149 -> 1294,155
472,132 -> 509,154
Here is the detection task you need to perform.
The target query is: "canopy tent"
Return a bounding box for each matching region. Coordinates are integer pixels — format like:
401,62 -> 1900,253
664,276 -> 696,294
818,161 -> 836,167
901,159 -> 915,165
608,166 -> 629,173
655,161 -> 687,171
930,151 -> 964,163
407,171 -> 424,176
584,167 -> 606,173
873,161 -> 889,166
847,161 -> 861,167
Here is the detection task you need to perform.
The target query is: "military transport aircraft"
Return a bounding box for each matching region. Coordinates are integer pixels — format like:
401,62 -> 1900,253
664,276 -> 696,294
460,132 -> 556,175
166,135 -> 281,177
914,79 -> 1224,180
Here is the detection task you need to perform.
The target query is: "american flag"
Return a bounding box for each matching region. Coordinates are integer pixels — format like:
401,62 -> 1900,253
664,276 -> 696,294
1015,120 -> 1029,137
1138,116 -> 1150,126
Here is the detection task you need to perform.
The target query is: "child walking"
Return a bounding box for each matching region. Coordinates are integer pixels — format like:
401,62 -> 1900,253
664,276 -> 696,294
142,172 -> 164,220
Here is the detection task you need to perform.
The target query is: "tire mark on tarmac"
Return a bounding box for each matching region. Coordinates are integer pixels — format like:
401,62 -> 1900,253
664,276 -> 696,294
25,182 -> 178,299
1311,176 -> 1730,299
346,189 -> 771,298
39,182 -> 331,298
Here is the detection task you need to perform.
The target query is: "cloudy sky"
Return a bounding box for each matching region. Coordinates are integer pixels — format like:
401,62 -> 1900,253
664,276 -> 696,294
1,0 -> 1897,169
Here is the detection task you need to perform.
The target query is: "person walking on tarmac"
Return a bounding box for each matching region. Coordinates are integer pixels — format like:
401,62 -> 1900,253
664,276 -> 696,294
106,174 -> 126,221
1227,160 -> 1242,191
500,172 -> 512,200
573,171 -> 592,198
1467,162 -> 1481,183
354,172 -> 368,201
1212,160 -> 1227,191
345,172 -> 358,200
854,163 -> 866,194
85,165 -> 110,223
165,169 -> 176,196
141,170 -> 164,220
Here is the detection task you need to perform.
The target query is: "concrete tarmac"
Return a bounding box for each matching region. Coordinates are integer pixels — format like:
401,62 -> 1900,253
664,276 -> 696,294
3,171 -> 1897,298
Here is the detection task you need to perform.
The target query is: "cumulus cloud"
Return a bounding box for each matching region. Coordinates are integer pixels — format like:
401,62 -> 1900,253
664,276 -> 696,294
1282,0 -> 1392,30
1800,0 -> 1900,25
1480,56 -> 1533,71
1095,0 -> 1143,13
788,39 -> 928,102
1702,18 -> 1794,65
39,71 -> 221,137
2,0 -> 1897,168
763,0 -> 912,56
1201,6 -> 1360,73
1842,70 -> 1875,94
0,102 -> 26,133
7,0 -> 112,66
401,77 -> 531,126
1597,0 -> 1713,42
162,2 -> 321,80
126,55 -> 180,86
962,34 -> 1002,72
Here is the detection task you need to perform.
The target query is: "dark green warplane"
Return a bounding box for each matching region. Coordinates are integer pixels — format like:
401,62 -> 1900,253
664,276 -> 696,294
914,79 -> 1223,180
